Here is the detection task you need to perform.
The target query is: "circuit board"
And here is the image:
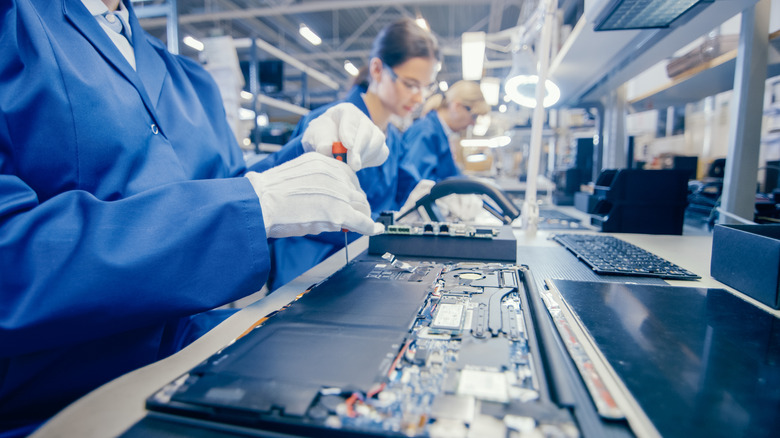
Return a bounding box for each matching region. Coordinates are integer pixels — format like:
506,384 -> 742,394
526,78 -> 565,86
368,225 -> 517,262
315,261 -> 578,437
145,258 -> 579,437
385,222 -> 500,239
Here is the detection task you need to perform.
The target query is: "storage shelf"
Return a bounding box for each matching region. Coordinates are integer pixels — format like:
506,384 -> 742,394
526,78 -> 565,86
549,0 -> 758,107
629,31 -> 780,111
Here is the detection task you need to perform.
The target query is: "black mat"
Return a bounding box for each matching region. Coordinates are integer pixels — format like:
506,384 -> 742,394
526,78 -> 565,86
550,280 -> 780,438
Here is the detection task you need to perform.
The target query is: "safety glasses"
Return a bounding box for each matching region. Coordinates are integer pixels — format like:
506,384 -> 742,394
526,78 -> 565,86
383,62 -> 438,98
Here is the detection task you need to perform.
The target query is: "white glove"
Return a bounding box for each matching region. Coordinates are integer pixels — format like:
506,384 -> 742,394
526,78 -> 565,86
435,194 -> 484,223
396,179 -> 483,223
396,179 -> 436,222
301,102 -> 389,171
245,153 -> 385,238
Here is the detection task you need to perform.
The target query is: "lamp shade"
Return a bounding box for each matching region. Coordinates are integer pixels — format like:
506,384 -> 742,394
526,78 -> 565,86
504,44 -> 559,108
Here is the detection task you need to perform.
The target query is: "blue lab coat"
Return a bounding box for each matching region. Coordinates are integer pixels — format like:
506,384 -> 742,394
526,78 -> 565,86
399,110 -> 462,198
259,86 -> 410,291
0,1 -> 276,434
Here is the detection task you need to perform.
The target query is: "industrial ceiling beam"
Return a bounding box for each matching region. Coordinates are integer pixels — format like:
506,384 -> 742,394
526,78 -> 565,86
139,0 -> 505,28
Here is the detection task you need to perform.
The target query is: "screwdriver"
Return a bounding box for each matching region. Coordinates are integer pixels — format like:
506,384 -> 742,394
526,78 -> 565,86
333,141 -> 349,264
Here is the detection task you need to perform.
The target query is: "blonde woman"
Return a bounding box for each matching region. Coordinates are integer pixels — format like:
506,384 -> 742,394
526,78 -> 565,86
398,80 -> 490,199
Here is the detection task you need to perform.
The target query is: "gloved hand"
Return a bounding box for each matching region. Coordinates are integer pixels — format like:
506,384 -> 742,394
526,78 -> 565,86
396,179 -> 484,223
396,179 -> 436,222
301,102 -> 389,171
435,193 -> 484,223
245,153 -> 385,238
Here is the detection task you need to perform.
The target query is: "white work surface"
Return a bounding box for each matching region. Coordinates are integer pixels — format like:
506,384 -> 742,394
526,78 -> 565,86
30,226 -> 779,438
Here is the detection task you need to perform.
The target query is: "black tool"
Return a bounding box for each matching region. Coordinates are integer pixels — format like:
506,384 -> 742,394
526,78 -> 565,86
396,176 -> 521,224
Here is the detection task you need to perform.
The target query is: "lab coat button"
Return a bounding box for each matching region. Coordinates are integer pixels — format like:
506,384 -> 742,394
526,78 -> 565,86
151,124 -> 159,134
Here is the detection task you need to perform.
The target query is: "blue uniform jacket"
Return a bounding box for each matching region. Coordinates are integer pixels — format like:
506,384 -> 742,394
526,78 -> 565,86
399,110 -> 462,198
0,1 -> 274,433
258,86 -> 409,291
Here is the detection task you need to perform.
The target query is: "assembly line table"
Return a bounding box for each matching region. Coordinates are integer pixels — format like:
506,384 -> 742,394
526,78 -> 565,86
29,226 -> 780,438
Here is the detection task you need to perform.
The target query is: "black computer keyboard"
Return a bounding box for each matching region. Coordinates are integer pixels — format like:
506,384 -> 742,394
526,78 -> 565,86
550,233 -> 700,280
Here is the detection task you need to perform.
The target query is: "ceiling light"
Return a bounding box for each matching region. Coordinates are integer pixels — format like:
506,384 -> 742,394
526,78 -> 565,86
492,135 -> 511,148
498,104 -> 507,113
299,24 -> 322,46
240,90 -> 253,100
461,32 -> 486,81
466,153 -> 488,163
415,16 -> 429,30
461,136 -> 511,148
461,139 -> 491,147
480,77 -> 500,106
505,75 -> 560,108
504,44 -> 560,108
344,60 -> 359,76
595,0 -> 703,31
183,35 -> 204,51
472,114 -> 491,136
238,108 -> 255,120
439,81 -> 449,92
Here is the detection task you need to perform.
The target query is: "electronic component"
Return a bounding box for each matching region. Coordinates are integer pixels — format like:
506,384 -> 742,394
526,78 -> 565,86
385,222 -> 498,238
145,259 -> 589,437
369,224 -> 517,262
381,251 -> 416,273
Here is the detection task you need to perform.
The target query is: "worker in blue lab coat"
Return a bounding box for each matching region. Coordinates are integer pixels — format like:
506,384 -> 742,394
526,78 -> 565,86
0,1 -> 387,436
263,17 -> 441,291
398,80 -> 490,198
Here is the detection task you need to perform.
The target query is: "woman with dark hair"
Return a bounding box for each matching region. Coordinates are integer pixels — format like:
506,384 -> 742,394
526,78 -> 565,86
264,17 -> 441,291
0,0 -> 388,435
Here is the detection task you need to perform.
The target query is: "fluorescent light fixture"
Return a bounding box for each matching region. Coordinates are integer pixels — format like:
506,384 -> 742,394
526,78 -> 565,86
493,135 -> 511,147
461,135 -> 511,148
461,139 -> 491,148
238,108 -> 255,120
240,90 -> 253,100
480,77 -> 500,106
415,16 -> 429,30
439,81 -> 449,92
299,24 -> 322,46
504,74 -> 560,108
183,35 -> 204,51
344,60 -> 359,76
461,32 -> 486,81
472,114 -> 490,136
466,153 -> 488,163
595,0 -> 703,31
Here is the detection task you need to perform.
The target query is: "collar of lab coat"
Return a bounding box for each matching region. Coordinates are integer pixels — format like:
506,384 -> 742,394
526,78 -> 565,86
62,0 -> 167,127
434,111 -> 454,138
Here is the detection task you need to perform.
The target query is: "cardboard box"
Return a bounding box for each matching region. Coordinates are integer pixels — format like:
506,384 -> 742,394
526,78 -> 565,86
710,224 -> 780,309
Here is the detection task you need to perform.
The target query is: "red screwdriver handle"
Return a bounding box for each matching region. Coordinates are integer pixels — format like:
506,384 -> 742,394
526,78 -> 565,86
332,141 -> 347,163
